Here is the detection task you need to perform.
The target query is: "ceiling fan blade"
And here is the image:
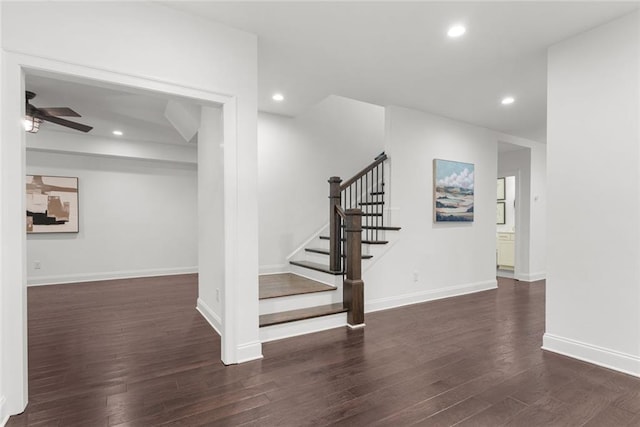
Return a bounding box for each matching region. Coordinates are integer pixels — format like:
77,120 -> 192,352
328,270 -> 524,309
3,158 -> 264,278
37,107 -> 81,117
38,114 -> 93,133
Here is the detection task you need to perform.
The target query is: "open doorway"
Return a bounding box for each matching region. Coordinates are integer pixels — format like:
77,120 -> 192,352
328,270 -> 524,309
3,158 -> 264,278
497,175 -> 516,278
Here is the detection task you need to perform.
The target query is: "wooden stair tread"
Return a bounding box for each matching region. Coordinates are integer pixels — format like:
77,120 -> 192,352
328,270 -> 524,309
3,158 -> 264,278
259,273 -> 336,300
363,225 -> 401,231
362,213 -> 383,216
289,260 -> 342,275
259,303 -> 347,327
340,224 -> 402,231
359,201 -> 384,205
369,191 -> 385,195
305,247 -> 373,259
319,235 -> 388,244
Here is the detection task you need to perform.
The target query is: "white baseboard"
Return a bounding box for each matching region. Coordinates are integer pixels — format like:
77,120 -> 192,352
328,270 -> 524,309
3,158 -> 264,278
258,264 -> 289,275
236,341 -> 263,363
365,279 -> 497,313
260,312 -> 347,343
196,298 -> 222,337
542,333 -> 640,378
27,266 -> 198,286
516,271 -> 546,282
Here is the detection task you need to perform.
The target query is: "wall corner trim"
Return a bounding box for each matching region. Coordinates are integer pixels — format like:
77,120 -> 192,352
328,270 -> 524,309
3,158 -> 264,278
516,271 -> 546,282
196,298 -> 222,337
365,279 -> 497,313
236,341 -> 263,364
0,395 -> 9,427
542,333 -> 640,378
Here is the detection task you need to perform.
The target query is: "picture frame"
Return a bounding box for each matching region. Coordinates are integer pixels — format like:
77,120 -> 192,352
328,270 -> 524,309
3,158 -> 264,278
496,202 -> 506,225
433,159 -> 474,222
26,175 -> 79,233
497,177 -> 506,200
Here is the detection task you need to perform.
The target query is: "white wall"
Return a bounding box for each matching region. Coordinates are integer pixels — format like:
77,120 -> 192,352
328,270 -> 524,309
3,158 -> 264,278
497,176 -> 516,233
545,11 -> 640,376
258,95 -> 385,272
26,148 -> 198,285
363,106 -> 498,312
197,107 -> 224,335
1,1 -> 259,416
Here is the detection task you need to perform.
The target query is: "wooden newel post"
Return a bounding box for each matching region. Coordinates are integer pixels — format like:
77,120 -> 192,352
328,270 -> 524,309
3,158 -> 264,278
328,176 -> 342,272
344,208 -> 364,327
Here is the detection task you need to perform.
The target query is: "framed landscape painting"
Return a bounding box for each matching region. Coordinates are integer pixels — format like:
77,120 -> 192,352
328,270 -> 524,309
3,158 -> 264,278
26,175 -> 79,233
434,159 -> 474,222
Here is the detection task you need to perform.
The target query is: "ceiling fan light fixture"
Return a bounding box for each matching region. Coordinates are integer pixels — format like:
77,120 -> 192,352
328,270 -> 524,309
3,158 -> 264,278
23,115 -> 42,133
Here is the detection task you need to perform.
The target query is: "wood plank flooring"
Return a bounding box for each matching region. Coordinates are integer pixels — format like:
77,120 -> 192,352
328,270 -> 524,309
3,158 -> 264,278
259,273 -> 335,299
7,276 -> 640,426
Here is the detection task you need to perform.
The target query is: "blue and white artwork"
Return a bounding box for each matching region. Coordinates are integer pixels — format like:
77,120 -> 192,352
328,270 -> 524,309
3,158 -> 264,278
433,159 -> 474,222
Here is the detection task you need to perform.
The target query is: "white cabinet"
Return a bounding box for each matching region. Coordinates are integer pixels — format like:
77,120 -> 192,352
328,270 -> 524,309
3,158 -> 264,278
497,232 -> 515,269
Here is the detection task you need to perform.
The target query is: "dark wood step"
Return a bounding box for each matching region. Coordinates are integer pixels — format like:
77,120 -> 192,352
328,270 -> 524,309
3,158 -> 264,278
369,191 -> 385,196
363,225 -> 401,231
259,273 -> 336,300
319,235 -> 388,245
259,303 -> 347,327
359,201 -> 384,206
289,260 -> 342,275
362,212 -> 383,217
304,247 -> 373,259
340,224 -> 402,231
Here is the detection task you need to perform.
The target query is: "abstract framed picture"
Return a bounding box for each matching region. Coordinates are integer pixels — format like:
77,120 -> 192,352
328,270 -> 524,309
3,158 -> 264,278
497,177 -> 506,200
26,175 -> 79,233
433,159 -> 474,222
497,202 -> 506,225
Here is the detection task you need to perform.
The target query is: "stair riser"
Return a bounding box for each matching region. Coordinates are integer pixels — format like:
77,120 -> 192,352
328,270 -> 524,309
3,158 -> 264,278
289,263 -> 343,287
259,312 -> 347,343
260,290 -> 341,315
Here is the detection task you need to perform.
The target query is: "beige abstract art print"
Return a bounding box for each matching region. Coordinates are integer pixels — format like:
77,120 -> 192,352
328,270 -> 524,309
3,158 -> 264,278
26,175 -> 79,233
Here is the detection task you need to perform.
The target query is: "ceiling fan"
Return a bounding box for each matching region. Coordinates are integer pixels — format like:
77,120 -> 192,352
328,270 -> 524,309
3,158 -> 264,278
25,91 -> 93,133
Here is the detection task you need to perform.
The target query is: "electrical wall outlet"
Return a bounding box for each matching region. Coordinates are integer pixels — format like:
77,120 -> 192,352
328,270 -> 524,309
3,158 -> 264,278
34,261 -> 41,270
413,271 -> 419,282
216,289 -> 220,302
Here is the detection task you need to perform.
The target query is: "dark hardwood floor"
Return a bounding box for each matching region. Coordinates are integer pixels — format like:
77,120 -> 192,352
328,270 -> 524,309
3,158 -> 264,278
7,275 -> 640,426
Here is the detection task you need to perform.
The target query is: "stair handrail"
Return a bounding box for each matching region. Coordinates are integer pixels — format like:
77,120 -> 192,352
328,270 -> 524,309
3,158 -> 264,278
328,152 -> 388,328
339,152 -> 387,190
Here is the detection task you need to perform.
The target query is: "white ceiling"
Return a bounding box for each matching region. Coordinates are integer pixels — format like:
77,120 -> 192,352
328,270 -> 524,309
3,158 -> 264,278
25,2 -> 639,145
25,74 -> 195,145
164,1 -> 639,142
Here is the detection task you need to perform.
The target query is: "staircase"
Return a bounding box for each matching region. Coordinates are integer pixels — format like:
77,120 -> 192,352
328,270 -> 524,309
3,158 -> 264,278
259,153 -> 401,342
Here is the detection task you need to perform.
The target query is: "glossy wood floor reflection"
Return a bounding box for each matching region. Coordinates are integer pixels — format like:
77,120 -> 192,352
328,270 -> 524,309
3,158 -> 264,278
8,276 -> 640,426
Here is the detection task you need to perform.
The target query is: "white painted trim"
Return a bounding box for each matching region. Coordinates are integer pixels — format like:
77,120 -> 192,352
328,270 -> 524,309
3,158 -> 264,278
348,323 -> 366,329
516,271 -> 546,282
259,264 -> 289,275
260,312 -> 347,343
236,341 -> 264,364
0,395 -> 8,427
365,279 -> 497,313
542,333 -> 640,378
196,297 -> 222,337
27,267 -> 198,286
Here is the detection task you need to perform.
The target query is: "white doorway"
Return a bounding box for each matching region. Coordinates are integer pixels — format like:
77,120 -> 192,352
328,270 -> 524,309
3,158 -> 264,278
497,175 -> 516,278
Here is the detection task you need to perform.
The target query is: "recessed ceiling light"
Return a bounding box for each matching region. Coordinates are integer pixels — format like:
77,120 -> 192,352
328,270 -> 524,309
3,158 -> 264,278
272,93 -> 284,102
501,97 -> 515,105
112,130 -> 123,136
447,25 -> 466,38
